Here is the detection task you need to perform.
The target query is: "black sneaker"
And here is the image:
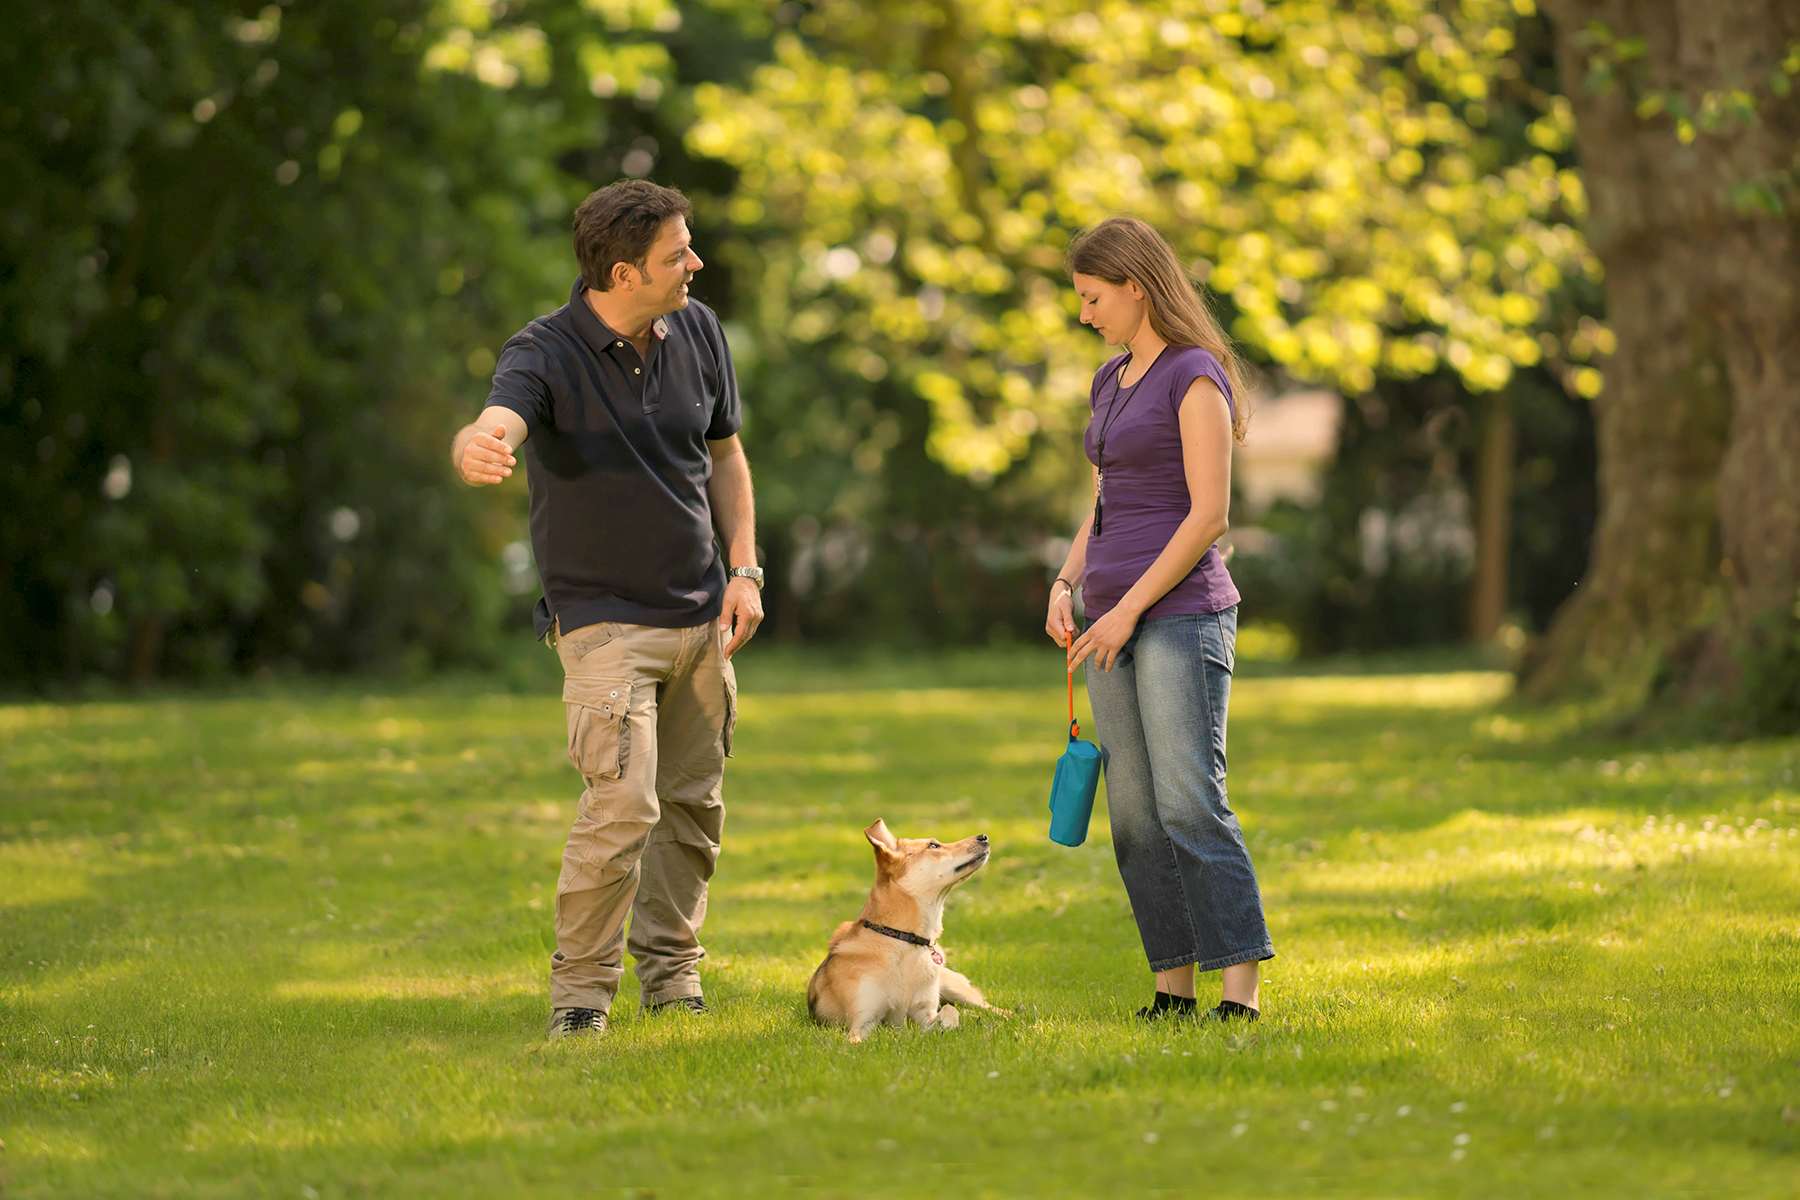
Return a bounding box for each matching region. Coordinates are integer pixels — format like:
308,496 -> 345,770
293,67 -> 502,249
1135,991 -> 1199,1021
547,1007 -> 607,1039
648,995 -> 710,1015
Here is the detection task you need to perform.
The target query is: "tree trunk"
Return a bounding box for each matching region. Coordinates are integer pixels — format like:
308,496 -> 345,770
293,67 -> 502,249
1468,392 -> 1514,644
1527,0 -> 1800,711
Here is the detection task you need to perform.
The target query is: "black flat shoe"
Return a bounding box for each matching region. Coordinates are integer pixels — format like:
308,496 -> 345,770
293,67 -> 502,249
1206,1000 -> 1260,1022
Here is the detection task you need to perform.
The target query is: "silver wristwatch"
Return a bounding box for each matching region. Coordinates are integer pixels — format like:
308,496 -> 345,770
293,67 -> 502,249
728,566 -> 765,589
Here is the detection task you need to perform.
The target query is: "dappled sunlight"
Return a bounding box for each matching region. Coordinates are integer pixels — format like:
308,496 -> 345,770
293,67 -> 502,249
9,958 -> 149,1008
2,1127 -> 101,1166
0,842 -> 97,908
1232,672 -> 1512,719
1272,805 -> 1796,899
732,750 -> 885,775
271,972 -> 536,1003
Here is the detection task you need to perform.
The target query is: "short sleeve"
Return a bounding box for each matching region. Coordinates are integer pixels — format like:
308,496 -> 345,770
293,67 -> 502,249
702,311 -> 743,441
486,331 -> 552,432
1167,348 -> 1235,424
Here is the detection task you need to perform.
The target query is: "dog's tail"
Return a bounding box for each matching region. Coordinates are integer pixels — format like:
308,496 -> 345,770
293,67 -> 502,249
804,958 -> 828,1023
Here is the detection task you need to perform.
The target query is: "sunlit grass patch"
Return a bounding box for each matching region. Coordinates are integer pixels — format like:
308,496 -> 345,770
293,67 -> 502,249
2,648 -> 1794,1197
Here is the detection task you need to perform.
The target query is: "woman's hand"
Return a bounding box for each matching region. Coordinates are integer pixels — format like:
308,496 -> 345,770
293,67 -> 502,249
1069,603 -> 1139,672
1045,587 -> 1076,648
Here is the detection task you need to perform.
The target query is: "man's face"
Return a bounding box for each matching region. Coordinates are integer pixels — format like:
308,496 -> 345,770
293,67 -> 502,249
636,217 -> 703,313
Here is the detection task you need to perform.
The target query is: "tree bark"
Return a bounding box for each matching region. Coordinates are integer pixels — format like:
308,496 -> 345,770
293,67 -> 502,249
1468,392 -> 1514,643
1527,0 -> 1800,709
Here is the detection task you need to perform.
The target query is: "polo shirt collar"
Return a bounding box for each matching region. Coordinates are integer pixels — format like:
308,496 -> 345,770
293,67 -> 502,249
568,278 -> 673,357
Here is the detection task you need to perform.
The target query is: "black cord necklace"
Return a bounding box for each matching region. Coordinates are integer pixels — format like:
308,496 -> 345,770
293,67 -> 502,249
1092,350 -> 1160,537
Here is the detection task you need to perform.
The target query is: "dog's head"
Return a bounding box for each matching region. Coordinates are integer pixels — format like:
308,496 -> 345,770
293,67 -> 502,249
864,818 -> 990,899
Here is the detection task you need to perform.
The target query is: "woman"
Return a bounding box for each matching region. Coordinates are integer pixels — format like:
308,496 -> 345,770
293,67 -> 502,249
1048,217 -> 1274,1022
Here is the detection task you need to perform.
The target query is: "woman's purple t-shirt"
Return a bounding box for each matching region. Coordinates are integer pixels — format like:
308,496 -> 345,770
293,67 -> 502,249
1081,345 -> 1241,622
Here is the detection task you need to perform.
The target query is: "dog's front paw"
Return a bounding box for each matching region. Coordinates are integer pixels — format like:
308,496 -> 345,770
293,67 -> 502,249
933,1004 -> 961,1031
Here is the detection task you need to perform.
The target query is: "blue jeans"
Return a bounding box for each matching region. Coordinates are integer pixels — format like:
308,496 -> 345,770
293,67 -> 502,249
1086,607 -> 1275,972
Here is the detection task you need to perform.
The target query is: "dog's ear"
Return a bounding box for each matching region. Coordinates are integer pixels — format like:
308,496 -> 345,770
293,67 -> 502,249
864,819 -> 899,857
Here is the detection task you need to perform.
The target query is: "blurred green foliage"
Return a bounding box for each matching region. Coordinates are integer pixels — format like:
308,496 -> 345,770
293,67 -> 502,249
2,0 -> 1606,684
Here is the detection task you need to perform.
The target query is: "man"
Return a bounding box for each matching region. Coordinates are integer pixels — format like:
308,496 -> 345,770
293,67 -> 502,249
451,180 -> 763,1039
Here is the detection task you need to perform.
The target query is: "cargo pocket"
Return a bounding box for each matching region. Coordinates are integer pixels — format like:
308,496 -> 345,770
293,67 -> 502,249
564,677 -> 631,780
721,667 -> 739,759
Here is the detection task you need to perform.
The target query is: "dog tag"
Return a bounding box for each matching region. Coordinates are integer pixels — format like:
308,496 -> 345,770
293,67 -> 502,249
930,948 -> 944,965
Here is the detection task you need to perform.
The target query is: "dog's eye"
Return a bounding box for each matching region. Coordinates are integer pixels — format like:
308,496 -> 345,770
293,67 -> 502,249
926,840 -> 941,849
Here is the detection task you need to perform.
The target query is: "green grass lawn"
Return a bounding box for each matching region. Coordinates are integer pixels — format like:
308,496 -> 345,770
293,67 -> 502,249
3,646 -> 1796,1198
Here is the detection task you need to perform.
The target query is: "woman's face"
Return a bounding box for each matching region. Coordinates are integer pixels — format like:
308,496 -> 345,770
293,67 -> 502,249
1072,272 -> 1145,347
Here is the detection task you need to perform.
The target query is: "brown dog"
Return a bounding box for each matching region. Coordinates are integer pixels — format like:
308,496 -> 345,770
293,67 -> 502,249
806,819 -> 1008,1042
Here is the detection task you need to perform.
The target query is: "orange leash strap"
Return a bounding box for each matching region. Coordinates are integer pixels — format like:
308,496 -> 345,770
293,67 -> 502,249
1064,631 -> 1079,739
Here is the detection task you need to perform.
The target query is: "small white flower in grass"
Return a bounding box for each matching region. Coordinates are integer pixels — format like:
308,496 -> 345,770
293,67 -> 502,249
1454,1133 -> 1471,1146
1717,1086 -> 1732,1098
1298,1119 -> 1313,1132
1320,1099 -> 1338,1111
1230,1122 -> 1248,1138
1397,1105 -> 1412,1117
1451,1149 -> 1466,1162
1144,1132 -> 1160,1144
1449,1100 -> 1466,1113
987,1070 -> 999,1079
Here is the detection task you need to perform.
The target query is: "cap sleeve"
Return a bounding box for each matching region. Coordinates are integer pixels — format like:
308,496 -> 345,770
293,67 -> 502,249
1166,348 -> 1234,424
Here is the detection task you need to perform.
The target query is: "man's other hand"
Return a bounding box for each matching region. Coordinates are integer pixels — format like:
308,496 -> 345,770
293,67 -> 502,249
718,577 -> 764,659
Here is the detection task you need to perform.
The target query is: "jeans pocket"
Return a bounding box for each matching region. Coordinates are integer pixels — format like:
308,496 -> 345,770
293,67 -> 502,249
1205,611 -> 1236,675
564,677 -> 632,780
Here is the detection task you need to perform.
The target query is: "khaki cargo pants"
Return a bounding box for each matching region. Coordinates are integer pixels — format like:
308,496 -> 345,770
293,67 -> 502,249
549,618 -> 737,1014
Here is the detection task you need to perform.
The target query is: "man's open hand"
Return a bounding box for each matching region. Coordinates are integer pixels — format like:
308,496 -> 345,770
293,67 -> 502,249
458,425 -> 515,486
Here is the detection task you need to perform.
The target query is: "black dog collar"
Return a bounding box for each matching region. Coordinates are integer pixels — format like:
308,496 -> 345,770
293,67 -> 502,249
861,919 -> 933,948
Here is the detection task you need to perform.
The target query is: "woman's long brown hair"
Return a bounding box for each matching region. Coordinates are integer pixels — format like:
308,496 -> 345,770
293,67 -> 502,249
1068,217 -> 1249,442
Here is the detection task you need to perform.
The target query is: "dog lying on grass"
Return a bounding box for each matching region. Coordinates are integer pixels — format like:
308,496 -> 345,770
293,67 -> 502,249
807,819 -> 1009,1042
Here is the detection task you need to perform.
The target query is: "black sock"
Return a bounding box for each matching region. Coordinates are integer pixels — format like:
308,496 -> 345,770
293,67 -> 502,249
1213,999 -> 1259,1021
1138,991 -> 1201,1019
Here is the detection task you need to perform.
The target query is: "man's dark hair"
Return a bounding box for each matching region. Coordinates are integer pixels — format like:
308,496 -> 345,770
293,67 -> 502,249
572,180 -> 693,291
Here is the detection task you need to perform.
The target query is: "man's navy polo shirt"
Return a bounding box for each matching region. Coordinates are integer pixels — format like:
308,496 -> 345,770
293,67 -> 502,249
485,279 -> 743,637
